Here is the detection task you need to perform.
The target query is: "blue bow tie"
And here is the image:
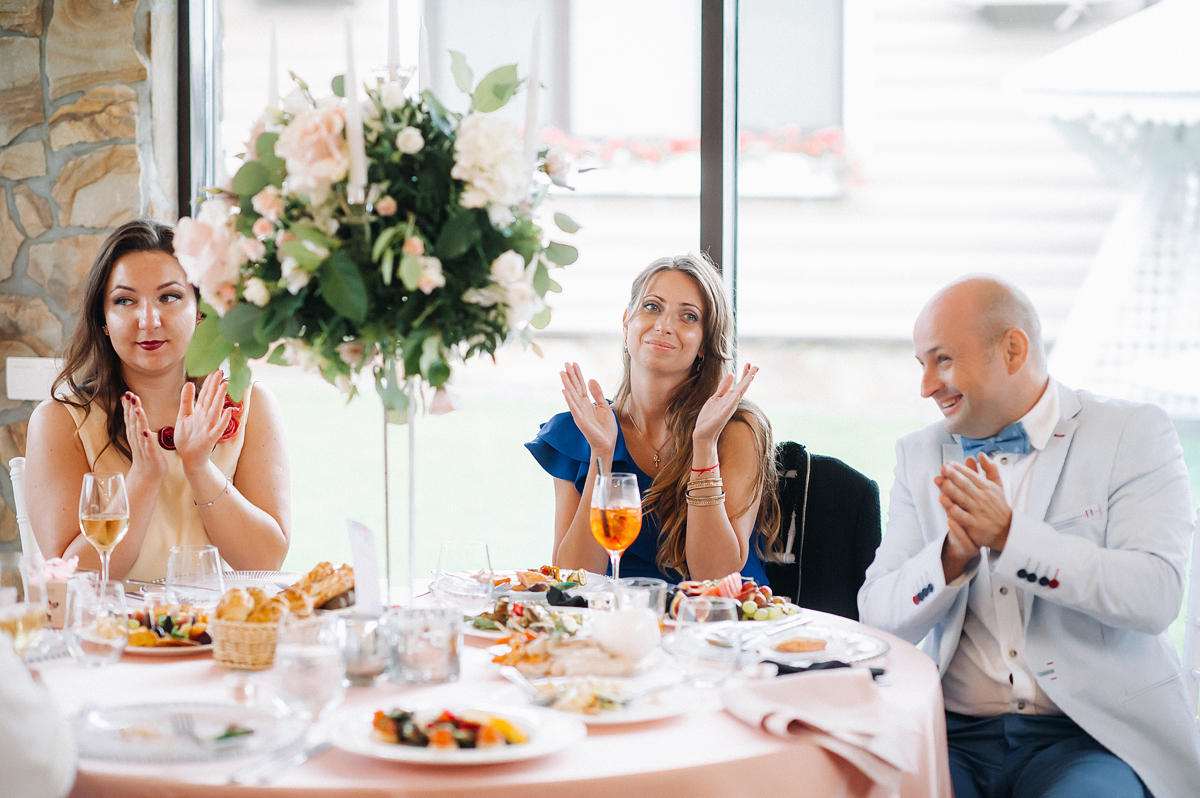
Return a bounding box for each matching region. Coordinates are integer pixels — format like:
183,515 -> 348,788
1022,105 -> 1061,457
960,422 -> 1030,460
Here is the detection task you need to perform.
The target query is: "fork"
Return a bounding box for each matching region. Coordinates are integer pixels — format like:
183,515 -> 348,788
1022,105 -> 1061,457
170,712 -> 204,746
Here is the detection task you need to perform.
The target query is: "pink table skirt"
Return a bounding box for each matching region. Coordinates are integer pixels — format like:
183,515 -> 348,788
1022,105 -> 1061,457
41,613 -> 951,798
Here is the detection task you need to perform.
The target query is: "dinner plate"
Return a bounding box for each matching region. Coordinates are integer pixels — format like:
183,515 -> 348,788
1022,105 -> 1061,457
330,704 -> 586,765
72,701 -> 307,763
463,608 -> 590,641
153,571 -> 301,592
495,570 -> 610,598
755,624 -> 889,664
503,677 -> 692,726
124,643 -> 213,657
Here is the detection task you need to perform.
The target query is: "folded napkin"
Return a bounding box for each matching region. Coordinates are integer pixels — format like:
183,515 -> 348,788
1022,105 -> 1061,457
723,669 -> 920,796
545,586 -> 587,608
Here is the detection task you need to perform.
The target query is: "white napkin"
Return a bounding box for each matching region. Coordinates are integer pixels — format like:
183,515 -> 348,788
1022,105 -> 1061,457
722,669 -> 920,796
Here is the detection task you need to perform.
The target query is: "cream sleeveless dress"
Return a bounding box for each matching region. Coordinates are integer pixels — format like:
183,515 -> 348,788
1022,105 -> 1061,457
65,383 -> 252,583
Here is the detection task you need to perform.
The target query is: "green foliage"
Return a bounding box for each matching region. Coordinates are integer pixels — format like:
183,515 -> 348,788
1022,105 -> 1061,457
318,250 -> 369,323
544,241 -> 579,266
232,161 -> 270,197
449,51 -> 473,94
554,212 -> 580,233
471,64 -> 520,112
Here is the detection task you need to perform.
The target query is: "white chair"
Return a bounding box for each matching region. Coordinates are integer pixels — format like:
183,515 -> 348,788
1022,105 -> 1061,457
1184,506 -> 1200,729
8,456 -> 41,560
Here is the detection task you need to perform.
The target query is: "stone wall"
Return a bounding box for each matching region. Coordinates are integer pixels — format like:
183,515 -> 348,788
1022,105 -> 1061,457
0,0 -> 176,553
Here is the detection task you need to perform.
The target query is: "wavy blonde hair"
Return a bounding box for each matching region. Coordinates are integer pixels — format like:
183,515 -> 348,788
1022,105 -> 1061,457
613,254 -> 780,580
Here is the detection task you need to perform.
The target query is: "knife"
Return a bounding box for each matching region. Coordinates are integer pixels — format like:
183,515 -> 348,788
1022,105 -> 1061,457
228,740 -> 331,784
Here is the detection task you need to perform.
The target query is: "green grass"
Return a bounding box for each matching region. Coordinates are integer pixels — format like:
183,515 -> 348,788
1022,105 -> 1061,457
263,366 -> 1200,654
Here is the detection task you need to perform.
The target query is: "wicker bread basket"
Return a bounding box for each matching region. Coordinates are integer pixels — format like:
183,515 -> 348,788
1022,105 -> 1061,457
210,614 -> 324,670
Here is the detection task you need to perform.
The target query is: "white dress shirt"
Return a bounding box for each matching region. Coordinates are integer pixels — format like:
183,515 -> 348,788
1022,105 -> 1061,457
941,380 -> 1065,717
0,635 -> 76,797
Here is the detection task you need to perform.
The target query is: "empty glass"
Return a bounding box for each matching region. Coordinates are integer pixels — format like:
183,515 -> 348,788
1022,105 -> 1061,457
616,577 -> 668,617
64,575 -> 128,667
272,617 -> 345,721
166,545 -> 225,610
384,606 -> 461,684
432,541 -> 494,616
666,596 -> 743,687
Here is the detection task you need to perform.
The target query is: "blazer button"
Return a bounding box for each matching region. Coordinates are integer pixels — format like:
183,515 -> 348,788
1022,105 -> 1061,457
1017,701 -> 1026,710
999,586 -> 1008,595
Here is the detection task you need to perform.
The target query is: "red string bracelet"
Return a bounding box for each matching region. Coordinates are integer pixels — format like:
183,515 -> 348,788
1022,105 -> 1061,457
690,463 -> 719,474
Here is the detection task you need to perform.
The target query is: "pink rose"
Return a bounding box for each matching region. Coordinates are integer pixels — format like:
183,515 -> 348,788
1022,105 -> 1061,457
417,256 -> 445,295
173,198 -> 246,316
239,236 -> 266,262
251,186 -> 285,221
375,196 -> 398,217
275,107 -> 350,202
252,217 -> 274,239
429,386 -> 461,416
401,237 -> 425,256
336,339 -> 366,366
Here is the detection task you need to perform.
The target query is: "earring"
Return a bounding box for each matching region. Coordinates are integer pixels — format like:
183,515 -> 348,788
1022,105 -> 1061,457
623,343 -> 628,353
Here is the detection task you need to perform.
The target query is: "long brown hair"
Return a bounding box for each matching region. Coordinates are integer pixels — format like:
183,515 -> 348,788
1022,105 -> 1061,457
53,219 -> 182,462
613,254 -> 781,580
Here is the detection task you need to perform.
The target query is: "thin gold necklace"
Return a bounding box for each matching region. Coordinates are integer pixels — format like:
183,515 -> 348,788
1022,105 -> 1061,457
628,413 -> 668,469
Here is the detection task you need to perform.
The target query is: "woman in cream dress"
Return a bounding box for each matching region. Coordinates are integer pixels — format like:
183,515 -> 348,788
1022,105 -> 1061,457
24,220 -> 290,582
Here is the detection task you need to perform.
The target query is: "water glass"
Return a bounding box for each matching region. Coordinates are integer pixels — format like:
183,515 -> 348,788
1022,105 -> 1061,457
272,617 -> 345,721
616,577 -> 668,618
328,613 -> 388,687
64,575 -> 128,667
384,606 -> 461,684
166,545 -> 225,609
432,541 -> 494,616
666,596 -> 742,687
0,553 -> 48,658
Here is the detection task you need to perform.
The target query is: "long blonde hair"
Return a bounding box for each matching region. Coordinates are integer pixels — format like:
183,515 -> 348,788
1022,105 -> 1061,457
613,254 -> 780,580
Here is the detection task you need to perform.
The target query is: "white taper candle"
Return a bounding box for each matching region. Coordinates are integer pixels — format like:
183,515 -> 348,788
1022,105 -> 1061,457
344,15 -> 367,204
387,0 -> 399,82
267,25 -> 279,107
523,18 -> 542,185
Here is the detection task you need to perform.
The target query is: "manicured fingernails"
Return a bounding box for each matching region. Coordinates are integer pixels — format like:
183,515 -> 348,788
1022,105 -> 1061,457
143,430 -> 150,438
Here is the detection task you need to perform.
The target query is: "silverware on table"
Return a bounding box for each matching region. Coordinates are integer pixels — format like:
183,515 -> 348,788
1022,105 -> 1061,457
228,740 -> 332,784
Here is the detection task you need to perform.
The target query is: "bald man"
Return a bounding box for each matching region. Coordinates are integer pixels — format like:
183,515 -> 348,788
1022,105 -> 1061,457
859,276 -> 1200,798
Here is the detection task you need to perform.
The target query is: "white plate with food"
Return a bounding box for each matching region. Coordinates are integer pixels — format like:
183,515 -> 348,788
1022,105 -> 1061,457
72,702 -> 307,762
464,600 -> 589,641
517,677 -> 693,725
124,643 -> 213,657
494,567 -> 609,598
754,624 -> 889,664
331,704 -> 586,765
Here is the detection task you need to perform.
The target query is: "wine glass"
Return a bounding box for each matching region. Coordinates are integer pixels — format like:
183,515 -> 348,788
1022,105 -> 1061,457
166,545 -> 225,611
64,575 -> 129,667
0,553 -> 48,659
590,473 -> 642,581
667,596 -> 742,687
273,617 -> 345,722
432,541 -> 494,616
78,472 -> 129,584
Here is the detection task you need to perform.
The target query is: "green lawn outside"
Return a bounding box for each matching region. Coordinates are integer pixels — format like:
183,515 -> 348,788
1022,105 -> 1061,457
264,367 -> 1199,654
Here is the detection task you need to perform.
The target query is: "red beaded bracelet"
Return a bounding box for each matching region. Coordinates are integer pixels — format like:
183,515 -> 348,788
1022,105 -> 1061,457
690,463 -> 719,474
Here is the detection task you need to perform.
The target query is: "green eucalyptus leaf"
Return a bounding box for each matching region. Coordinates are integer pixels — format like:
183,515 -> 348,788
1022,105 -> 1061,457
399,252 -> 422,291
281,240 -> 322,270
331,74 -> 345,97
419,335 -> 442,376
427,358 -> 450,387
471,64 -> 520,112
231,161 -> 270,198
546,277 -> 562,293
256,132 -> 280,161
266,343 -> 288,366
449,50 -> 473,94
544,241 -> 579,266
218,303 -> 263,344
227,348 -> 251,401
553,212 -> 580,233
240,338 -> 270,360
371,226 -> 401,261
530,307 -> 552,330
318,250 -> 369,323
381,249 -> 395,286
186,305 -> 235,377
291,225 -> 336,249
421,90 -> 454,136
532,262 -> 551,294
435,212 -> 480,258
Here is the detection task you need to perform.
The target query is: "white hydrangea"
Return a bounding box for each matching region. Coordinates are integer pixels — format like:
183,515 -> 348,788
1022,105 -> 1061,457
396,126 -> 424,154
451,113 -> 524,212
489,250 -> 526,286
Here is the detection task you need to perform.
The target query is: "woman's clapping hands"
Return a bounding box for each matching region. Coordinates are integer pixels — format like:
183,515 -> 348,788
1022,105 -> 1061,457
560,362 -> 618,457
693,363 -> 758,446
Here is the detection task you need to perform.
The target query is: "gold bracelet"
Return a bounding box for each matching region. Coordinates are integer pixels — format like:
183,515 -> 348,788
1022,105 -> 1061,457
686,492 -> 726,507
194,473 -> 230,507
686,477 -> 723,492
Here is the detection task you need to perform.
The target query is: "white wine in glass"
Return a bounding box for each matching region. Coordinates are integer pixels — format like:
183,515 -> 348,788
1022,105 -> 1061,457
79,472 -> 130,584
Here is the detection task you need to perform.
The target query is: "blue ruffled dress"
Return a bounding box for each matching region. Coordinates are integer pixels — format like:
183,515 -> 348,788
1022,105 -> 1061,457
525,411 -> 770,586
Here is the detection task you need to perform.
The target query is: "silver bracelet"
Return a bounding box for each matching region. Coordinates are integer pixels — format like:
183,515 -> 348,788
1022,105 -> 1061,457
194,473 -> 230,507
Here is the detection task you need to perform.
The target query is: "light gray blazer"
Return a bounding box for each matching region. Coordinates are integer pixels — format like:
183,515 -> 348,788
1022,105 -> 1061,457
858,381 -> 1200,798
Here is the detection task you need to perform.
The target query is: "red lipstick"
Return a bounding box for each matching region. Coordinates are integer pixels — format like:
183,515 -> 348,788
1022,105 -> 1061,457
137,341 -> 165,350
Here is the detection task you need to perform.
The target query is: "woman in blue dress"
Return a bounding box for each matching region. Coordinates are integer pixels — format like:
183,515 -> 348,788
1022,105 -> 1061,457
526,254 -> 781,585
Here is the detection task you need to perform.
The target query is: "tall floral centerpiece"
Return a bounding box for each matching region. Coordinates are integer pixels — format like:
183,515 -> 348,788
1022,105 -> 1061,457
175,59 -> 577,418
175,53 -> 577,594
